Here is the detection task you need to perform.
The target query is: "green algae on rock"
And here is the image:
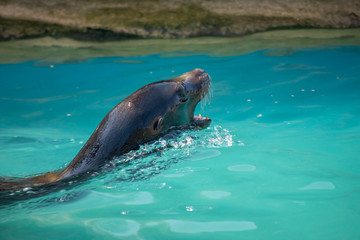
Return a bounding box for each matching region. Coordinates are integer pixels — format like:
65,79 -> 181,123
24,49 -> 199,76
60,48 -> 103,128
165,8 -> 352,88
0,0 -> 359,41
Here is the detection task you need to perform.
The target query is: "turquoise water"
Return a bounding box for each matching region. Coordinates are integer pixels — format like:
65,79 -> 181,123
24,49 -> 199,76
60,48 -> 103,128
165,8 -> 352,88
1,45 -> 360,239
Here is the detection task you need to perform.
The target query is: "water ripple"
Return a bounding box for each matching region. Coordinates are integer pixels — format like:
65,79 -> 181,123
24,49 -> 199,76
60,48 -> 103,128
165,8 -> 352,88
227,164 -> 256,172
298,181 -> 335,191
91,219 -> 140,237
165,220 -> 257,233
201,190 -> 231,199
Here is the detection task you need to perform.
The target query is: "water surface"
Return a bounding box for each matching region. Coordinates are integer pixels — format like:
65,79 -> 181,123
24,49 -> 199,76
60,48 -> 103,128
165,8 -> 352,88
0,33 -> 360,239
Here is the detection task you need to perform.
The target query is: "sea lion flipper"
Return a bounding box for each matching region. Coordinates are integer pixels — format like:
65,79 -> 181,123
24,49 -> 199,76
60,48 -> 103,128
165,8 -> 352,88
0,171 -> 60,191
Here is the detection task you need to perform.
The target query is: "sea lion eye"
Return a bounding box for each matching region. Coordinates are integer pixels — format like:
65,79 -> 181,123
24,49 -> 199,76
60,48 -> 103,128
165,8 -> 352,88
153,117 -> 163,131
180,94 -> 188,103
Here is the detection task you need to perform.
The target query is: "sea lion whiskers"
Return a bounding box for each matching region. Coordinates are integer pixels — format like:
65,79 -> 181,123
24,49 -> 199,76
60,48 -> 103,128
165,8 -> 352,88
200,75 -> 212,112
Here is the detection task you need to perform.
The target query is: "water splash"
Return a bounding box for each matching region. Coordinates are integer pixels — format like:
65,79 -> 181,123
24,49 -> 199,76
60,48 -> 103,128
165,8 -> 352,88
0,125 -> 236,210
101,125 -> 235,184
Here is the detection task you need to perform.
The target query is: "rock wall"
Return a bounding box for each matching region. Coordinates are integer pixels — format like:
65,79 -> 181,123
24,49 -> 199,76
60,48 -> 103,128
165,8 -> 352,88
0,0 -> 359,41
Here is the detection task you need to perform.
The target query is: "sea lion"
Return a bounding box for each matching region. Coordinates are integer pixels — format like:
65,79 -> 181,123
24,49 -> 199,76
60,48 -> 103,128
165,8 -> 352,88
0,69 -> 211,191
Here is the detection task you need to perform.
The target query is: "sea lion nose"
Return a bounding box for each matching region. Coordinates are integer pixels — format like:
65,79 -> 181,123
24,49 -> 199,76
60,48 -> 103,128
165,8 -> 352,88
189,68 -> 208,80
194,68 -> 205,73
182,69 -> 210,94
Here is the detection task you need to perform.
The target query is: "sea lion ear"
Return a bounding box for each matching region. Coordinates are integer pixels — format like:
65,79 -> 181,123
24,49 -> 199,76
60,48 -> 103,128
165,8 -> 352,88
153,117 -> 163,131
177,84 -> 189,103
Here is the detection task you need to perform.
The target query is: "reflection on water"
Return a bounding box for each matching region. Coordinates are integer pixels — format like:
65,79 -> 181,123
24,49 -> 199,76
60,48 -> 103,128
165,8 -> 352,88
0,29 -> 359,64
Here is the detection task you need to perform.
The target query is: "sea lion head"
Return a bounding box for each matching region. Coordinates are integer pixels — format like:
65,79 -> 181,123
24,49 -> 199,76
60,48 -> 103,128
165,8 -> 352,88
165,68 -> 212,129
121,68 -> 211,150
